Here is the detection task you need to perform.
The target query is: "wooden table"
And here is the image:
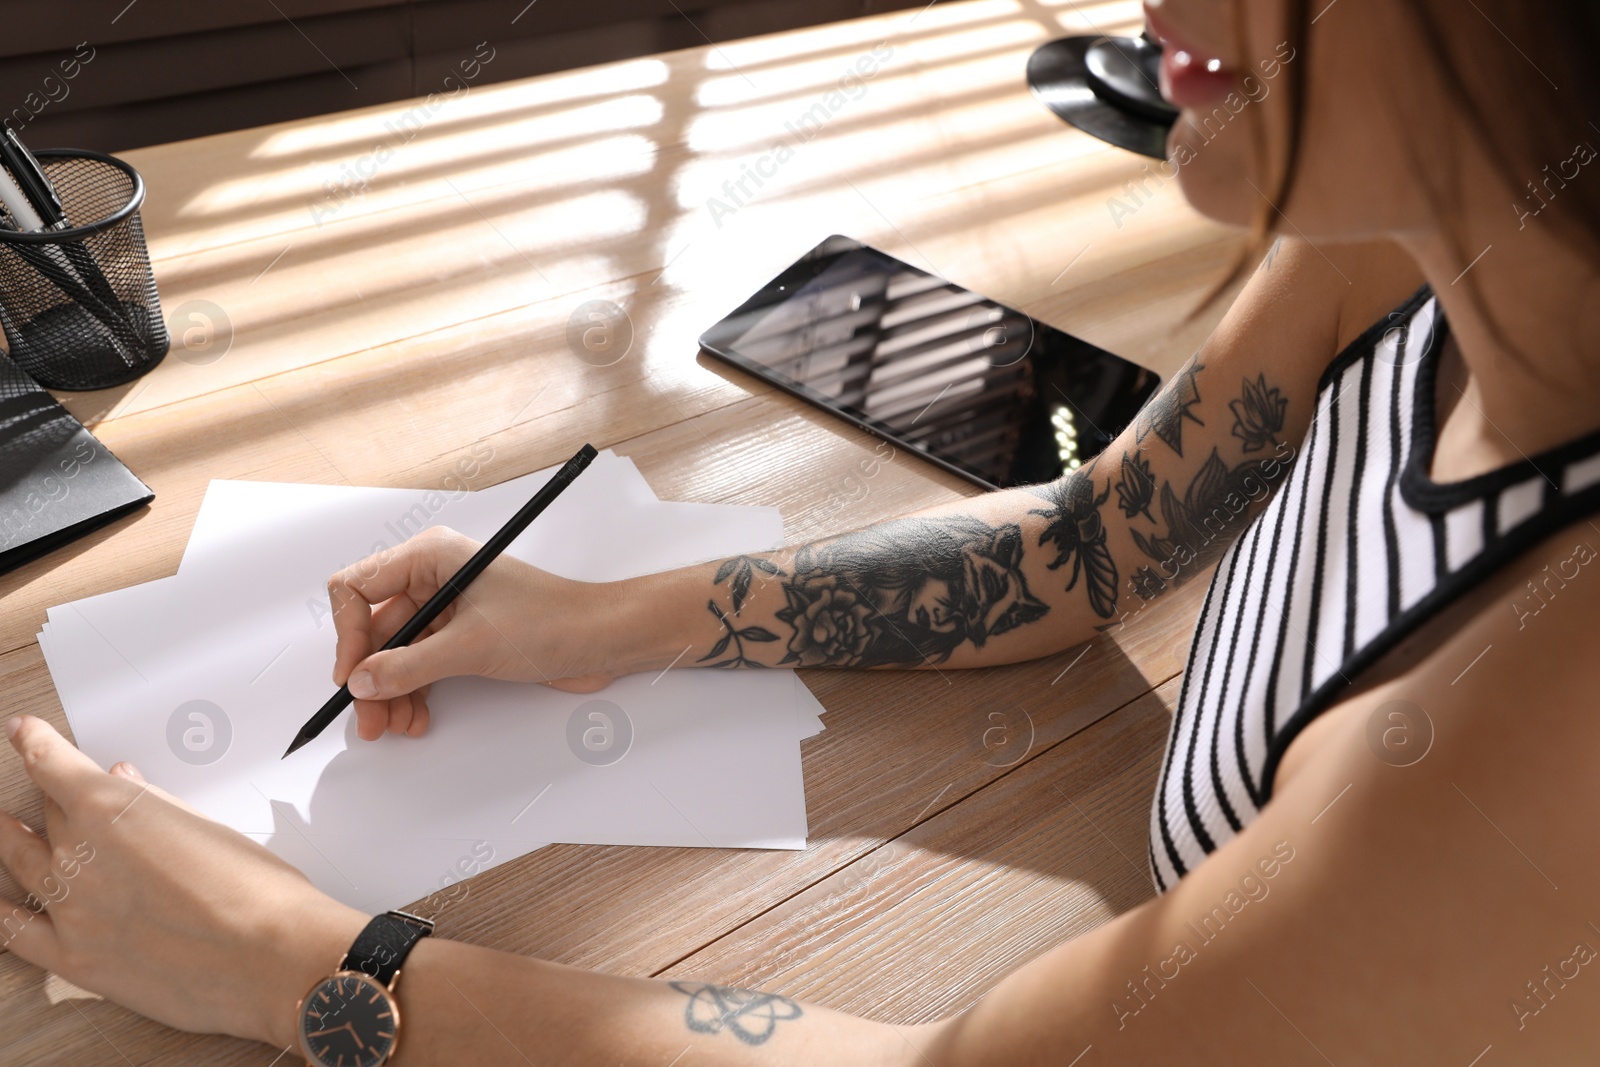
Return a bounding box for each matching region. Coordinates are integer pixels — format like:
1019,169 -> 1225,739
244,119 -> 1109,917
0,1 -> 1245,1061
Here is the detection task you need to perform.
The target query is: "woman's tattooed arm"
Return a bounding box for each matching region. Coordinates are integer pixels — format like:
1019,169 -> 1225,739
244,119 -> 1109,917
698,517 -> 1051,669
684,359 -> 1300,669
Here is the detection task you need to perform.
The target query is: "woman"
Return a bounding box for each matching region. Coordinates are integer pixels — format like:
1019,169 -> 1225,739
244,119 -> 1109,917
4,0 -> 1598,1061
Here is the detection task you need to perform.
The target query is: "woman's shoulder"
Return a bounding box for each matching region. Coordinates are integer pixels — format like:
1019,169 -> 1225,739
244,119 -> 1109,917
1324,238 -> 1428,353
1215,236 -> 1425,392
1442,511 -> 1600,700
1333,508 -> 1600,816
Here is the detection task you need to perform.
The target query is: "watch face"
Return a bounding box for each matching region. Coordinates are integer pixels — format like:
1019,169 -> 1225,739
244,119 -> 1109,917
298,972 -> 400,1067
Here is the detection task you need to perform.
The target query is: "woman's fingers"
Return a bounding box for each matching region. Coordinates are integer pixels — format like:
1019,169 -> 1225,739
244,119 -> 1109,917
0,889 -> 59,973
108,761 -> 146,784
41,793 -> 66,844
327,528 -> 507,745
328,586 -> 376,688
406,704 -> 431,737
106,765 -> 210,820
328,552 -> 418,687
353,697 -> 389,742
352,691 -> 433,741
367,593 -> 434,649
0,811 -> 72,973
0,811 -> 51,904
352,628 -> 467,702
386,692 -> 416,736
350,688 -> 433,743
332,531 -> 455,607
327,529 -> 481,687
5,717 -> 102,809
408,686 -> 431,737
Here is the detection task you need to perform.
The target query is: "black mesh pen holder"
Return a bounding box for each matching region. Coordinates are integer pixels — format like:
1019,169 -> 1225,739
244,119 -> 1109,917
0,149 -> 169,391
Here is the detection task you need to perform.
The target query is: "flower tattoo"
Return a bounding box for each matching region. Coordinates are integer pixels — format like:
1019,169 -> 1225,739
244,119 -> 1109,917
775,575 -> 876,667
1114,450 -> 1156,522
718,516 -> 1056,669
1230,372 -> 1287,452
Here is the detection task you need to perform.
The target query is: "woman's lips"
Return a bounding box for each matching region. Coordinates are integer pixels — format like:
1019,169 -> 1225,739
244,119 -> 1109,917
1160,48 -> 1238,108
1144,5 -> 1239,109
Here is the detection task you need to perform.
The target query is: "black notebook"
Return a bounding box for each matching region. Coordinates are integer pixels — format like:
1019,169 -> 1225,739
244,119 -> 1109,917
0,352 -> 152,576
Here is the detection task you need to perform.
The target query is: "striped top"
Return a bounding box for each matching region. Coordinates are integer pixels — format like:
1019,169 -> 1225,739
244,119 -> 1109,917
1149,285 -> 1600,892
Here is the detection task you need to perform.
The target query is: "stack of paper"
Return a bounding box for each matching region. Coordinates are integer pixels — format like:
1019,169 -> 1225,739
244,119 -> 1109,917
38,451 -> 823,914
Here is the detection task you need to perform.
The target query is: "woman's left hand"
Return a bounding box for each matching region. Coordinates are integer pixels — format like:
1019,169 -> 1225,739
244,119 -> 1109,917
0,715 -> 367,1048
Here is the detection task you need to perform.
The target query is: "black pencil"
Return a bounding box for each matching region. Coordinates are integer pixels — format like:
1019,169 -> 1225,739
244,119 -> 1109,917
283,443 -> 599,758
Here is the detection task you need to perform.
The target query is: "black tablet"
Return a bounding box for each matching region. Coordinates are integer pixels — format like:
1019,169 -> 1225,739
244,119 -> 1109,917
698,235 -> 1160,490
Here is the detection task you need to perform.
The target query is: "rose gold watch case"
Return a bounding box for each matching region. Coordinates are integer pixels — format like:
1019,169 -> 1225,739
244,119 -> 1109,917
295,969 -> 403,1066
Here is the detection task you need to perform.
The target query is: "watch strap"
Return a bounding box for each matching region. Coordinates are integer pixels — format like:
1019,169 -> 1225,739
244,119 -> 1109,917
340,909 -> 434,987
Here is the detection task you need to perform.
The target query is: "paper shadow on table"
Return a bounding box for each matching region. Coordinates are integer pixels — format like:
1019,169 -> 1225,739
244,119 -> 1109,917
798,639 -> 1172,918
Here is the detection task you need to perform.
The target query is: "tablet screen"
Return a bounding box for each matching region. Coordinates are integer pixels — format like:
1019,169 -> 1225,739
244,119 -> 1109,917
698,236 -> 1161,490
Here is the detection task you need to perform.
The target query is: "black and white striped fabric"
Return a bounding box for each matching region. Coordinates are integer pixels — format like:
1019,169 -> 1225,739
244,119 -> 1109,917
1149,285 -> 1600,892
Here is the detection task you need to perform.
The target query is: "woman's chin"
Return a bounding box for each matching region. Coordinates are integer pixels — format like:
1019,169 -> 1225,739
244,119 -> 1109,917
1169,162 -> 1258,230
1157,110 -> 1277,228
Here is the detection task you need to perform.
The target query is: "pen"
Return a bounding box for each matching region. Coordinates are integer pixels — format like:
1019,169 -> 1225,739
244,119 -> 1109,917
0,159 -> 47,233
0,129 -> 64,228
283,443 -> 600,758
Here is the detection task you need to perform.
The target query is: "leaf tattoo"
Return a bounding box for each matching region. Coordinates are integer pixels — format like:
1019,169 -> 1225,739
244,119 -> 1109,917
1128,447 -> 1229,568
700,555 -> 785,668
711,553 -> 783,616
1127,446 -> 1283,592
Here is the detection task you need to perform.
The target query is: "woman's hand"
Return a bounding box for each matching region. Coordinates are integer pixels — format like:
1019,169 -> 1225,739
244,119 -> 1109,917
327,526 -> 634,741
0,715 -> 366,1049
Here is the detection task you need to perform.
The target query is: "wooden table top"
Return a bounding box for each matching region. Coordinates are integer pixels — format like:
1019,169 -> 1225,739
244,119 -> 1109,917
0,1 -> 1245,1061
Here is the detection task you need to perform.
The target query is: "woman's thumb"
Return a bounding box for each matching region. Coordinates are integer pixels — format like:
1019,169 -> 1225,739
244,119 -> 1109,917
347,635 -> 458,699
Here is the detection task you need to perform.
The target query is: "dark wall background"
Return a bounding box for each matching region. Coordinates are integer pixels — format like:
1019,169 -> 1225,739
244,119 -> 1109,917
0,0 -> 940,152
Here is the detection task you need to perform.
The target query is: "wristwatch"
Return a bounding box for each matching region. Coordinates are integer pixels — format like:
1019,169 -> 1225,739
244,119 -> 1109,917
295,909 -> 434,1066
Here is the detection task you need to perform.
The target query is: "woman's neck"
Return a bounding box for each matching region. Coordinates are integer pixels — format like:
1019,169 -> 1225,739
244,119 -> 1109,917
1397,221 -> 1600,485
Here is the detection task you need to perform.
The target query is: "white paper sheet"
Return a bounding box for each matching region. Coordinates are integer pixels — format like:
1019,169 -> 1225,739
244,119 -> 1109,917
40,452 -> 827,911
